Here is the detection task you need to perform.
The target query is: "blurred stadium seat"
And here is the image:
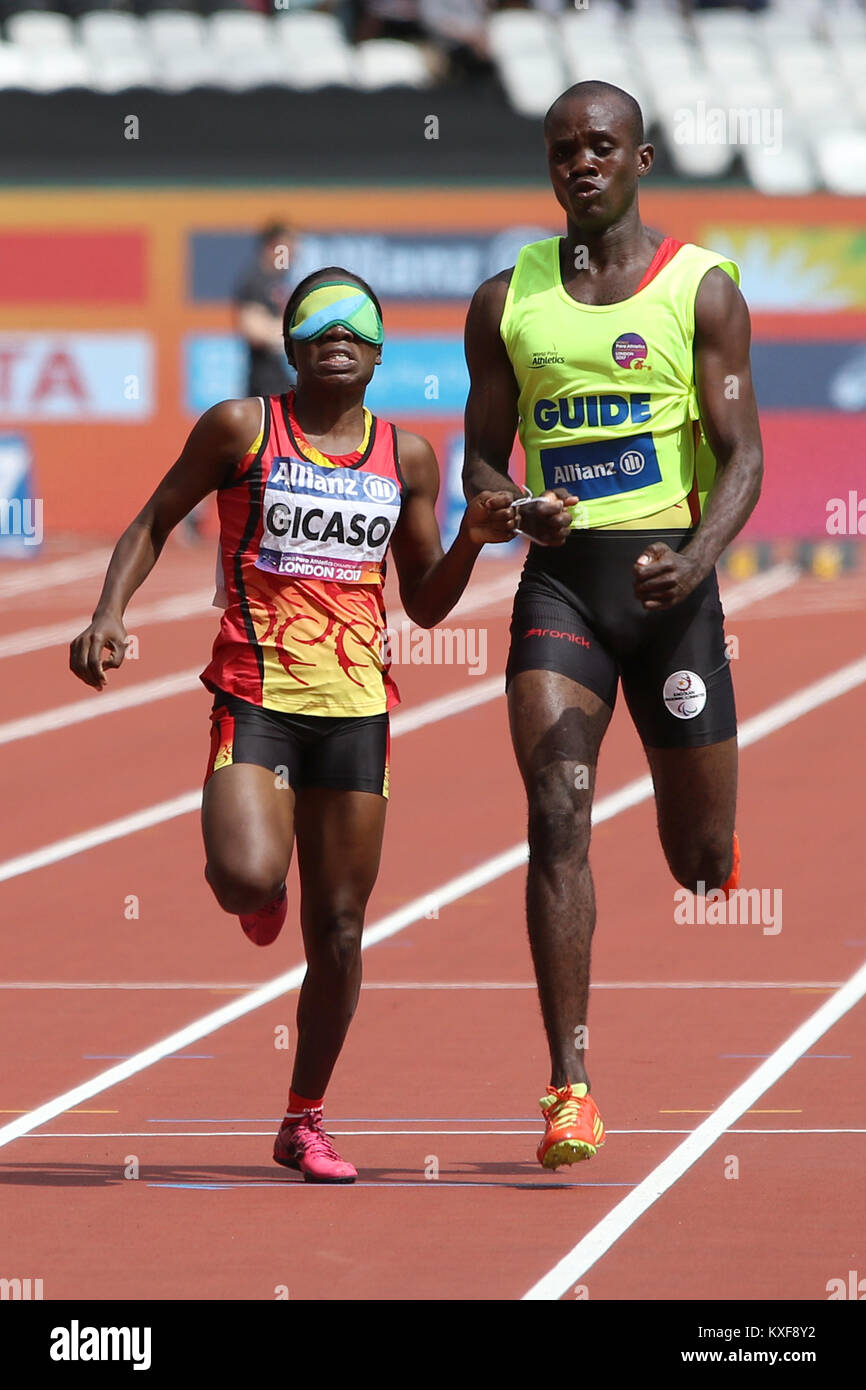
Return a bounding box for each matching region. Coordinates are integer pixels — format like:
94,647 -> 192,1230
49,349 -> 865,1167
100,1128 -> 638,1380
208,12 -> 282,90
742,133 -> 819,194
273,11 -> 356,89
0,0 -> 863,190
356,37 -> 432,89
487,9 -> 564,119
6,9 -> 75,47
815,127 -> 866,192
79,12 -> 156,92
142,10 -> 215,91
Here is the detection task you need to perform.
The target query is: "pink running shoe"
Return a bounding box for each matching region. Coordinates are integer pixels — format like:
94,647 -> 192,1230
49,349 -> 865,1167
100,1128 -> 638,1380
239,884 -> 288,946
273,1111 -> 358,1184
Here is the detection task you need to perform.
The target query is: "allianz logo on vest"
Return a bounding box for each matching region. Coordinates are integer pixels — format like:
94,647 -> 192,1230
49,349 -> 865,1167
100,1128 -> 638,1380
268,456 -> 400,507
540,433 -> 662,499
533,393 -> 651,431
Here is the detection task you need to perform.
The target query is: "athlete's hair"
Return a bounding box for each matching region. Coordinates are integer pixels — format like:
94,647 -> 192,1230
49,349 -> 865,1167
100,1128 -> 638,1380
544,82 -> 645,147
282,267 -> 385,348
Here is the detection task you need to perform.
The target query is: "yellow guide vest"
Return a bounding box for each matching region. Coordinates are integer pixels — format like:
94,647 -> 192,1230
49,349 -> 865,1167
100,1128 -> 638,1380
499,238 -> 740,529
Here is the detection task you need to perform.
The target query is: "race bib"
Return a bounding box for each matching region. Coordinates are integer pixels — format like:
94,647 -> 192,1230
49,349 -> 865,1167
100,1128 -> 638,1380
255,455 -> 402,584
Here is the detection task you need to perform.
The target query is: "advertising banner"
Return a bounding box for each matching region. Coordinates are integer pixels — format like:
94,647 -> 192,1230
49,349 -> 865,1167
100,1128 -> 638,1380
0,334 -> 152,421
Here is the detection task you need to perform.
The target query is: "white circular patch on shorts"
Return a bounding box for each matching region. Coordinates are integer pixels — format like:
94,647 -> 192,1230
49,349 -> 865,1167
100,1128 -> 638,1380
663,669 -> 707,720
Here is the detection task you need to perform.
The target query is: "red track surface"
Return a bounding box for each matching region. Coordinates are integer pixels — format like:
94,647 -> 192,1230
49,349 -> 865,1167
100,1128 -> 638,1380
1,537 -> 864,1301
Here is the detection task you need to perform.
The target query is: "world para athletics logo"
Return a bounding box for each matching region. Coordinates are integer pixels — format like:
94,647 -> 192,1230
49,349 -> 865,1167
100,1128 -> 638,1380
612,333 -> 650,370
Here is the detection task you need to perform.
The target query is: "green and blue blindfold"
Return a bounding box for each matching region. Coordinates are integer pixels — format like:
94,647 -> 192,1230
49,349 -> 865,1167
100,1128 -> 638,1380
288,281 -> 384,347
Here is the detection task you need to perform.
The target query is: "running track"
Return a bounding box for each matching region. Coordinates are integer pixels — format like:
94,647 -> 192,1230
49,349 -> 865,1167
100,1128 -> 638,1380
0,537 -> 864,1301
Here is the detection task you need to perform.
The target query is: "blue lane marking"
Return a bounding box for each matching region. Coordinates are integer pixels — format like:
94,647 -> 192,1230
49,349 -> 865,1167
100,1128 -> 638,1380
720,1053 -> 851,1060
147,1180 -> 638,1190
149,1183 -> 240,1190
146,1117 -> 543,1124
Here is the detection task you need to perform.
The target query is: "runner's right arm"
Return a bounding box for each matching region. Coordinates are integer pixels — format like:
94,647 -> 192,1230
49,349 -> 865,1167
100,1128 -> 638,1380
462,271 -> 576,548
69,398 -> 260,691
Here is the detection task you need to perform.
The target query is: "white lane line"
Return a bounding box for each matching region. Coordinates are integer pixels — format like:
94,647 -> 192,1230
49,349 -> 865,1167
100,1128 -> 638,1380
435,567 -> 519,618
23,1127 -> 866,1140
0,793 -> 202,886
721,561 -> 800,614
0,566 -> 520,663
522,957 -> 866,1301
0,647 -> 864,894
0,589 -> 215,661
0,575 -> 517,744
0,979 -> 846,991
0,678 -> 508,883
737,655 -> 866,749
0,549 -> 112,599
386,675 -> 501,734
1,642 -> 861,1150
0,563 -> 789,739
0,671 -> 500,749
0,643 -> 859,1149
0,847 -> 531,1151
361,980 -> 847,991
0,669 -> 203,747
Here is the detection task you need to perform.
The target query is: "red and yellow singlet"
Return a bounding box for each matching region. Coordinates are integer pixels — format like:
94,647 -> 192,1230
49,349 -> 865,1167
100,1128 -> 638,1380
201,392 -> 404,717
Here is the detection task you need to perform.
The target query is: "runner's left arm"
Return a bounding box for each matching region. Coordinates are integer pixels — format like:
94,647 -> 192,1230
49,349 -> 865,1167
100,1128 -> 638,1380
390,429 -> 515,628
633,268 -> 763,611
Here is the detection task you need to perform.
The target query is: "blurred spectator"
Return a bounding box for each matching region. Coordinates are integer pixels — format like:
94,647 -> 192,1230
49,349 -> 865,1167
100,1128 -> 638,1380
350,0 -> 424,43
418,0 -> 490,72
234,220 -> 297,398
690,1 -> 768,11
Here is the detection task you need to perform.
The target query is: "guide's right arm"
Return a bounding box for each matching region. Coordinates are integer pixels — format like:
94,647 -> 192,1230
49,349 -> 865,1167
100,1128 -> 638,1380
69,398 -> 260,691
462,273 -> 576,547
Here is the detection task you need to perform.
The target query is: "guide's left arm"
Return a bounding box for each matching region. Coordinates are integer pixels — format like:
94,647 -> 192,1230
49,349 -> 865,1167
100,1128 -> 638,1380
632,268 -> 764,611
389,429 -> 515,629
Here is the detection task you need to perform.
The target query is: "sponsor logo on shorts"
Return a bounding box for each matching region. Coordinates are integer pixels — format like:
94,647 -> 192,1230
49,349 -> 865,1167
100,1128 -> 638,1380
663,669 -> 707,719
522,627 -> 590,648
611,332 -> 650,370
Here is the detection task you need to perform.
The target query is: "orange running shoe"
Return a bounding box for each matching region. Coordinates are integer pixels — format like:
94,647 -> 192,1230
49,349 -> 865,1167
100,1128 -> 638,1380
537,1081 -> 605,1169
721,832 -> 741,899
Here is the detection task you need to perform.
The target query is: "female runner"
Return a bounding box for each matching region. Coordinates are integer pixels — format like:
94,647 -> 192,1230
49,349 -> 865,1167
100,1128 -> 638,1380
70,267 -> 515,1182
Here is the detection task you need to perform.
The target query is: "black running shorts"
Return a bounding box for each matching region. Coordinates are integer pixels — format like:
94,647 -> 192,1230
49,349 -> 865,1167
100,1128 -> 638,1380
505,530 -> 737,750
206,688 -> 390,797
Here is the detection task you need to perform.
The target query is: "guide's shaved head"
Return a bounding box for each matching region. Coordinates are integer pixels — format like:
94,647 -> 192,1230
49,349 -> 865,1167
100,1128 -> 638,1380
544,82 -> 645,148
543,80 -> 652,229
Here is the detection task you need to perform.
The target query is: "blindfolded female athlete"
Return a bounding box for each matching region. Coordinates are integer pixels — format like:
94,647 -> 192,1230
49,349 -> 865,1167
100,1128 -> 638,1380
70,267 -> 515,1182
